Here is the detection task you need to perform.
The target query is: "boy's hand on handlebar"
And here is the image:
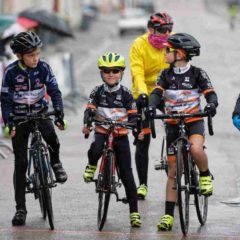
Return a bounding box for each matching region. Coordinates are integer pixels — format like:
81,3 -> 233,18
204,103 -> 216,117
146,105 -> 156,118
6,119 -> 16,137
10,126 -> 16,138
55,119 -> 67,130
54,108 -> 66,130
132,128 -> 144,141
82,125 -> 92,135
138,131 -> 145,141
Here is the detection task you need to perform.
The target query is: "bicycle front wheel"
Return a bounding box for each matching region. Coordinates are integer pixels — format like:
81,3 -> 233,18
35,171 -> 46,219
176,140 -> 190,235
38,147 -> 54,230
97,152 -> 113,231
192,164 -> 208,225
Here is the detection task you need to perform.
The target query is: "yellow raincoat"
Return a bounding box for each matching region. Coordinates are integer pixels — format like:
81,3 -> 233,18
130,32 -> 169,99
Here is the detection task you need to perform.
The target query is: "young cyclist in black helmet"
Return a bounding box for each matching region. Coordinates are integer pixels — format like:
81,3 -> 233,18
82,52 -> 142,227
1,31 -> 67,226
129,11 -> 174,200
148,33 -> 218,231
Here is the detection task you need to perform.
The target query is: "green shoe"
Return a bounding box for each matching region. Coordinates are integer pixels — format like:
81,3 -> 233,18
137,184 -> 148,199
130,212 -> 141,228
157,214 -> 174,231
83,165 -> 97,182
200,175 -> 213,196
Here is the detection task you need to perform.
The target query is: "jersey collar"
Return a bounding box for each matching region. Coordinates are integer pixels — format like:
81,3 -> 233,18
173,62 -> 191,74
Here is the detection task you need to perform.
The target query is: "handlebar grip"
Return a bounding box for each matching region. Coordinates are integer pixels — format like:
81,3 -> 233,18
150,117 -> 156,139
207,114 -> 214,136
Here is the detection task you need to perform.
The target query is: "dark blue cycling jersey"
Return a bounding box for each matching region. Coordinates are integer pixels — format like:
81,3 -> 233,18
1,59 -> 63,123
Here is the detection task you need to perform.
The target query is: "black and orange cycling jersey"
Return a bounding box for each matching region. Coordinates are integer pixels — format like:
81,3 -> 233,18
150,63 -> 218,124
84,83 -> 137,136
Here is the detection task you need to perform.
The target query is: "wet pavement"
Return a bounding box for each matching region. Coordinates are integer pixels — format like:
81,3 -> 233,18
1,0 -> 240,239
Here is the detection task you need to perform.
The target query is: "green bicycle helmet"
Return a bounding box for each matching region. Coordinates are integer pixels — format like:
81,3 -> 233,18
98,52 -> 126,70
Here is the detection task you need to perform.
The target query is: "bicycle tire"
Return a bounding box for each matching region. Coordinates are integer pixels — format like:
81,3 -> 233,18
97,152 -> 113,231
192,163 -> 208,225
161,136 -> 168,175
35,171 -> 47,219
29,148 -> 47,219
176,140 -> 190,235
38,146 -> 54,230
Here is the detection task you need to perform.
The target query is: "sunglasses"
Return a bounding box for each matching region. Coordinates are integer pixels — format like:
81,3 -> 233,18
155,25 -> 172,34
165,47 -> 176,54
102,68 -> 121,74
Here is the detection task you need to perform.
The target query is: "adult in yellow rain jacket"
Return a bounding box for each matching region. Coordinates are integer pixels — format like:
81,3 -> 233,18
129,12 -> 174,199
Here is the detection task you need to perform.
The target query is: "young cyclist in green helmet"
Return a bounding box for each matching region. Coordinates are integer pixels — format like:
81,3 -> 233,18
82,52 -> 142,227
148,33 -> 218,231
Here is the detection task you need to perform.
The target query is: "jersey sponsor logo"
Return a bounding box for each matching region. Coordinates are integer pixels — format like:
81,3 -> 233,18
116,95 -> 122,101
33,71 -> 39,76
15,74 -> 25,83
97,107 -> 127,122
207,82 -> 213,88
169,84 -> 176,89
34,79 -> 44,88
167,145 -> 175,155
132,102 -> 137,109
1,87 -> 9,93
164,89 -> 200,113
200,70 -> 208,78
182,82 -> 193,88
15,85 -> 28,91
13,88 -> 45,105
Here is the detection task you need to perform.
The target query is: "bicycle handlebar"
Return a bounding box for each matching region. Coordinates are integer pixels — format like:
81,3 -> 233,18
84,117 -> 139,139
94,119 -> 136,129
10,110 -> 57,122
150,111 -> 214,138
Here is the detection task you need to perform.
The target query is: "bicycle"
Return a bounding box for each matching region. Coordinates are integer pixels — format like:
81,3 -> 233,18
149,110 -> 214,235
11,111 -> 58,230
85,116 -> 140,231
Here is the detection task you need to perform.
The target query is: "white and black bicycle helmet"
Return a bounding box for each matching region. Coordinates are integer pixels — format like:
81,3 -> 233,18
10,31 -> 43,54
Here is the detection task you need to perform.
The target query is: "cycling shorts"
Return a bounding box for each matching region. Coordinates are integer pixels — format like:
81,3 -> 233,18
166,120 -> 205,156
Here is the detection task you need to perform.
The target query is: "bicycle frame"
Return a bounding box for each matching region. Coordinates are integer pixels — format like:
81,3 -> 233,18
26,121 -> 56,194
97,126 -> 119,195
86,118 -> 136,230
150,112 -> 213,235
12,111 -> 57,230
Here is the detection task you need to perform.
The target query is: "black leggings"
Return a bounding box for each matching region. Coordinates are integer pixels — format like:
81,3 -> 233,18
135,133 -> 151,185
88,133 -> 138,213
12,119 -> 60,210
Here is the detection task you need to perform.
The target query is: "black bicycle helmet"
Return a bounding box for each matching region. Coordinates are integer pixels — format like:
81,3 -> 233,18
166,33 -> 201,59
148,12 -> 173,29
10,31 -> 42,54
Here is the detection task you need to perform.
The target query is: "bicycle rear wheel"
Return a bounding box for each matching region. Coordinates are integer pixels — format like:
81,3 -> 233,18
176,140 -> 190,235
38,147 -> 54,230
192,164 -> 208,225
97,152 -> 113,231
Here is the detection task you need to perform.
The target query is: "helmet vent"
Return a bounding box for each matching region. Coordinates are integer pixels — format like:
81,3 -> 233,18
108,53 -> 113,62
